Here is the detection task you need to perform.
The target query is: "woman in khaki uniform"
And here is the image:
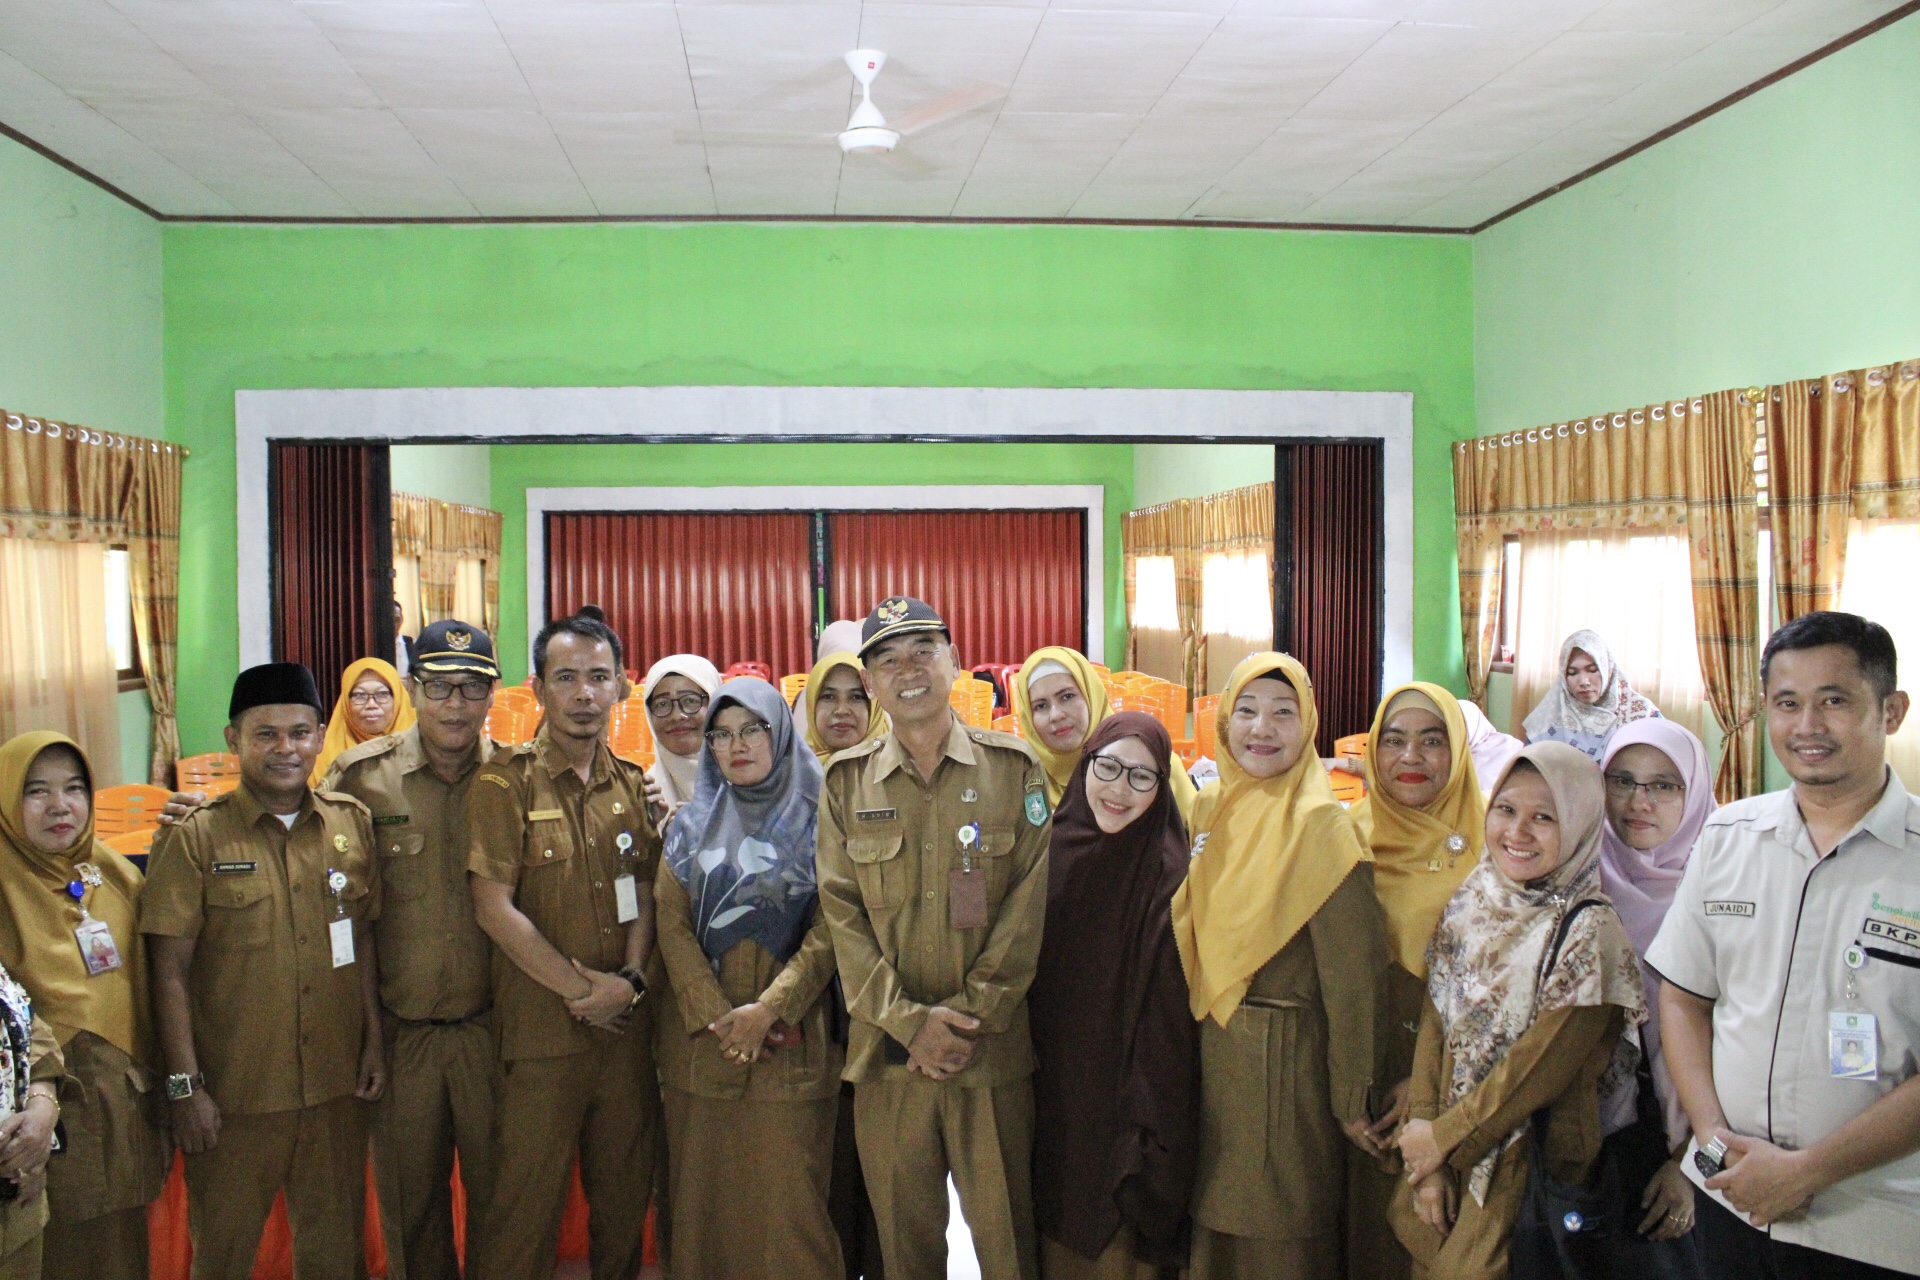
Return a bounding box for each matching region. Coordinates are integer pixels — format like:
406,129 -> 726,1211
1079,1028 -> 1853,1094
0,733 -> 168,1279
1391,744 -> 1645,1280
654,677 -> 844,1280
1344,686 -> 1485,1280
1173,653 -> 1390,1279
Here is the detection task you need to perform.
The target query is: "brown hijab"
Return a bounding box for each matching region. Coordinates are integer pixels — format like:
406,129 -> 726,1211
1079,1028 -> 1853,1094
1030,713 -> 1200,1266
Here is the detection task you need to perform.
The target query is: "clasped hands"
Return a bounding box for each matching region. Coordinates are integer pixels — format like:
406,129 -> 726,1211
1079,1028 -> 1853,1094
709,1002 -> 778,1065
0,1094 -> 56,1203
567,960 -> 637,1031
1703,1128 -> 1823,1227
907,1007 -> 982,1082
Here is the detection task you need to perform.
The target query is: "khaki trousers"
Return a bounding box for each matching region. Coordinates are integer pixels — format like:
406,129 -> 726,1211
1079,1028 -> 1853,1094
372,1017 -> 498,1280
182,1096 -> 370,1280
43,1205 -> 148,1280
853,1070 -> 1036,1280
478,1029 -> 660,1280
0,1192 -> 45,1280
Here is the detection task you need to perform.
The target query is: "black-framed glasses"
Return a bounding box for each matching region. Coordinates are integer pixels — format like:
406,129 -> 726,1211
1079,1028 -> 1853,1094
648,691 -> 710,718
418,678 -> 493,703
1604,772 -> 1685,803
1089,753 -> 1163,794
347,687 -> 394,707
706,721 -> 771,750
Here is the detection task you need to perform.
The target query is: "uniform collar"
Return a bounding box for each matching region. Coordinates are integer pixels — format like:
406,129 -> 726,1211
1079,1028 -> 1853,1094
534,725 -> 609,786
1766,766 -> 1910,856
872,712 -> 976,781
392,724 -> 494,778
233,779 -> 314,830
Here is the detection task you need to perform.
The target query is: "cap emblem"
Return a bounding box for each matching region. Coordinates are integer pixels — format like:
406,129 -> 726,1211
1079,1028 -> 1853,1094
877,598 -> 910,624
446,630 -> 472,651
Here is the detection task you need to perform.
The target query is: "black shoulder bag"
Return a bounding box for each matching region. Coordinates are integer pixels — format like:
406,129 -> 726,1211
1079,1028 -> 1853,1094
1509,901 -> 1702,1280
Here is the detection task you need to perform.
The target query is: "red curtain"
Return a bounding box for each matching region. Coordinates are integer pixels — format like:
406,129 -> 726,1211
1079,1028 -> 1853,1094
270,444 -> 394,710
545,512 -> 814,676
828,511 -> 1084,666
1280,443 -> 1382,755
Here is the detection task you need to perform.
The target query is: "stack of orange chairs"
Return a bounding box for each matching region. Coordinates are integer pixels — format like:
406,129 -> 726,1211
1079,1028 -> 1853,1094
779,673 -> 809,707
1193,696 -> 1220,763
990,712 -> 1024,739
1328,732 -> 1370,805
94,783 -> 172,867
486,687 -> 542,745
722,660 -> 772,683
948,676 -> 994,729
175,752 -> 242,797
607,695 -> 656,769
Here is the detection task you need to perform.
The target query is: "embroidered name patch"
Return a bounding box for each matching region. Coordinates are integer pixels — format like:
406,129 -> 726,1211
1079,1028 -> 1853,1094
528,808 -> 565,822
1864,917 -> 1920,949
856,808 -> 898,823
373,814 -> 409,826
211,861 -> 257,875
1705,900 -> 1755,918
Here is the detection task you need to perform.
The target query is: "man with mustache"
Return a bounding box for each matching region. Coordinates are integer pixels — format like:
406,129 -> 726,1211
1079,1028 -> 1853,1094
1650,611 -> 1920,1278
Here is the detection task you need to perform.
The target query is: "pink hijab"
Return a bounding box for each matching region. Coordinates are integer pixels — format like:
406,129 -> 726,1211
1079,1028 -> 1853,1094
1598,718 -> 1714,1145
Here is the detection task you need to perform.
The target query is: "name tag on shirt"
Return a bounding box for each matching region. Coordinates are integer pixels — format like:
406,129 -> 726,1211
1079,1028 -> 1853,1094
614,874 -> 639,924
373,814 -> 409,826
1704,900 -> 1755,917
211,861 -> 257,875
75,918 -> 123,976
528,808 -> 565,823
330,917 -> 356,968
1831,1010 -> 1878,1079
855,808 -> 898,823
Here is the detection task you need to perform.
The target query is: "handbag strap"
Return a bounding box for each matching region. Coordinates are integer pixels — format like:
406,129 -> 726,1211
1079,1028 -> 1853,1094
1525,898 -> 1607,1146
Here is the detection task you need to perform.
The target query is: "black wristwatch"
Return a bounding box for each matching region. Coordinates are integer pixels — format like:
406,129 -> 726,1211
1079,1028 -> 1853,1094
616,966 -> 646,1005
166,1072 -> 205,1102
1693,1135 -> 1728,1178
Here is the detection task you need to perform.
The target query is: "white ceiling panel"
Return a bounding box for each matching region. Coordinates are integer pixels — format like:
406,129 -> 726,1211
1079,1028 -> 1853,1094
0,0 -> 1902,224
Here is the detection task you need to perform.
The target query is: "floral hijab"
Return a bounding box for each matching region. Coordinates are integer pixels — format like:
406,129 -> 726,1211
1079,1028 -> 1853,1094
1425,742 -> 1646,1205
663,677 -> 823,965
1522,629 -> 1659,750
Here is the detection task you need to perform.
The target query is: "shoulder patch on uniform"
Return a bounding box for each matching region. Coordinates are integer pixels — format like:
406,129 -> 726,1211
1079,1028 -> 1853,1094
1025,790 -> 1050,827
478,773 -> 513,790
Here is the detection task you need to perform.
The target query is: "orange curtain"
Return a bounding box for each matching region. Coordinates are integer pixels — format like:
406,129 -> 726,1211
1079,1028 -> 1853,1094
0,410 -> 185,783
391,492 -> 503,635
1123,481 -> 1272,696
1769,360 -> 1920,624
1452,394 -> 1761,798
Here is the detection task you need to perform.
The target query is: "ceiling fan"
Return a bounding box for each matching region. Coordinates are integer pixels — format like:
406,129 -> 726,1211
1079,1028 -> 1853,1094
678,50 -> 1004,171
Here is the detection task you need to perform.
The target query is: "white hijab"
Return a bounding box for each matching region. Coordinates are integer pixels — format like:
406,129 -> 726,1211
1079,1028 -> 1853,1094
642,654 -> 721,806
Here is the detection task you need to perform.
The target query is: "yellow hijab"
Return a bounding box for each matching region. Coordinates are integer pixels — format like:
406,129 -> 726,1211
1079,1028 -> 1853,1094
803,652 -> 887,761
1014,646 -> 1197,823
1171,653 -> 1370,1027
1348,683 -> 1484,979
312,657 -> 415,785
0,732 -> 151,1063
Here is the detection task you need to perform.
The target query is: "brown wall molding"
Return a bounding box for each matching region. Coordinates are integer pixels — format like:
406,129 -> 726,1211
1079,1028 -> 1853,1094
2,3 -> 1912,236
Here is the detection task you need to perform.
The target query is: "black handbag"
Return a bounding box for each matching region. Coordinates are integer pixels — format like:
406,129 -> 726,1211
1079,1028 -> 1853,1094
1510,904 -> 1701,1280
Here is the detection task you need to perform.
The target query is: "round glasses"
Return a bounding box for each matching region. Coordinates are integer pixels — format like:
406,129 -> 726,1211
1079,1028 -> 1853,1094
1089,753 -> 1163,794
648,691 -> 710,718
706,721 -> 771,750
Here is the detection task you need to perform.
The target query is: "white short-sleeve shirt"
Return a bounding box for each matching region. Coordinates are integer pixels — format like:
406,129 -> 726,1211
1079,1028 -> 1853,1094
1646,771 -> 1920,1273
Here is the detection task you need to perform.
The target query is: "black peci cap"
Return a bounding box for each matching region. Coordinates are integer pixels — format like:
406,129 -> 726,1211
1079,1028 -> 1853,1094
229,662 -> 324,721
412,620 -> 500,679
858,596 -> 950,657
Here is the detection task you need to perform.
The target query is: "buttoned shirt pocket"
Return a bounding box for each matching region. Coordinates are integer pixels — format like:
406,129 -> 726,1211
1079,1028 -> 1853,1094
205,874 -> 274,951
846,831 -> 906,912
520,815 -> 577,869
976,825 -> 1018,908
381,832 -> 430,901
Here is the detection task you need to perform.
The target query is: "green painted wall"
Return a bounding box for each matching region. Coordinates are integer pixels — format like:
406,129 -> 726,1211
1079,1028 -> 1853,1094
487,441 -> 1134,686
1474,12 -> 1920,435
0,136 -> 164,783
391,443 -> 492,508
1131,443 -> 1275,509
163,221 -> 1474,752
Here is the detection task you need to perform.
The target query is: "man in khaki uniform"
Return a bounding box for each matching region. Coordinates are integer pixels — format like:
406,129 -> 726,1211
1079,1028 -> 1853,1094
324,620 -> 503,1280
145,662 -> 387,1280
468,611 -> 661,1280
818,597 -> 1052,1280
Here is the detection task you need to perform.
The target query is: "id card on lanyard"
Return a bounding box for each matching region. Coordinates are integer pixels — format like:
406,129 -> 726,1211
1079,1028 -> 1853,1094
67,865 -> 123,976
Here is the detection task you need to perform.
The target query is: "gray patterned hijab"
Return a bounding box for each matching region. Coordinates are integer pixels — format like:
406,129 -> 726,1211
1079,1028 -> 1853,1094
664,677 -> 823,965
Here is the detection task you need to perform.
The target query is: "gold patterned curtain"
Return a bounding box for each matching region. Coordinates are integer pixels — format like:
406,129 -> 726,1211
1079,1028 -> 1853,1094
1123,482 -> 1272,695
1770,360 -> 1920,624
391,491 -> 503,636
1,410 -> 185,784
1453,394 -> 1762,799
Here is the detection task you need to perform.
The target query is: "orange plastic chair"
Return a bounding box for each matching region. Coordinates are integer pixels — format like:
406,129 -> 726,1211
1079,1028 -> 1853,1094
779,673 -> 809,706
93,784 -> 171,837
723,661 -> 772,684
104,828 -> 155,859
198,777 -> 239,798
991,713 -> 1024,739
175,753 -> 241,791
1193,696 -> 1220,761
1334,732 -> 1369,761
1328,768 -> 1367,805
607,698 -> 655,759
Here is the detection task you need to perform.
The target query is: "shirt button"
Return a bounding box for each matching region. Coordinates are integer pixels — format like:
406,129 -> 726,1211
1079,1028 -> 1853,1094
923,943 -> 933,953
925,890 -> 935,900
602,927 -> 611,935
298,935 -> 307,945
544,850 -> 553,859
923,843 -> 932,853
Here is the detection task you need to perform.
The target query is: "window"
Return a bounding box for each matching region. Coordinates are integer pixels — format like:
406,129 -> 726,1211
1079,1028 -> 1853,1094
1511,530 -> 1707,740
1132,555 -> 1178,631
1201,551 -> 1272,642
105,547 -> 142,689
1495,535 -> 1521,666
1840,519 -> 1920,790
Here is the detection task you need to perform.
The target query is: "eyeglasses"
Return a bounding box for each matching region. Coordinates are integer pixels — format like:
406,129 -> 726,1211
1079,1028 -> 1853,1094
869,639 -> 944,675
418,678 -> 493,702
706,721 -> 771,750
1604,773 -> 1685,803
347,688 -> 394,707
1089,753 -> 1163,794
648,692 -> 710,718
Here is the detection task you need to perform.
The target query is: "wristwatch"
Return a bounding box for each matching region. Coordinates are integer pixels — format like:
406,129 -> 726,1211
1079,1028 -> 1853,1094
1693,1134 -> 1728,1179
165,1072 -> 205,1102
616,966 -> 647,1008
